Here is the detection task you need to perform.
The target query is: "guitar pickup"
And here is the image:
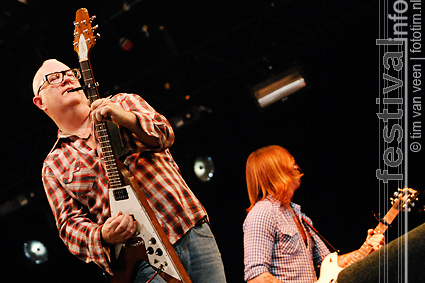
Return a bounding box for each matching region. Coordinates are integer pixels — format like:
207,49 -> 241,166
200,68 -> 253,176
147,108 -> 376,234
113,188 -> 129,201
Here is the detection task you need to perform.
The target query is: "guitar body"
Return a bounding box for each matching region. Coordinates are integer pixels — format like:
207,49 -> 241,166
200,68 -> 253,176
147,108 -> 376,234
109,243 -> 146,283
316,252 -> 343,283
73,8 -> 192,283
109,162 -> 191,283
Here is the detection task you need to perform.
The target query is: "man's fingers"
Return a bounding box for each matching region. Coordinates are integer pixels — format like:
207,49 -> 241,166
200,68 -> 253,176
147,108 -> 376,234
114,213 -> 135,235
91,98 -> 110,110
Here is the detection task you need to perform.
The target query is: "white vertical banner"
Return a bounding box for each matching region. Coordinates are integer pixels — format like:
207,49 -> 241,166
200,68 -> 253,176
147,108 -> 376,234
376,0 -> 423,282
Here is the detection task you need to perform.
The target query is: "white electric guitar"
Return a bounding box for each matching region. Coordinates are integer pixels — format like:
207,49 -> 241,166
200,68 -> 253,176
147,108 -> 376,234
73,8 -> 192,283
316,187 -> 419,283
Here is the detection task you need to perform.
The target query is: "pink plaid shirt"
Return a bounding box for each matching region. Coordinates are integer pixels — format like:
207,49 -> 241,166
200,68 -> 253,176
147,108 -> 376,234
243,196 -> 330,282
42,93 -> 206,275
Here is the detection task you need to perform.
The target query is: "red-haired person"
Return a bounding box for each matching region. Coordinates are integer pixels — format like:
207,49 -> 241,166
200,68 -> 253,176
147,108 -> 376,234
243,145 -> 385,283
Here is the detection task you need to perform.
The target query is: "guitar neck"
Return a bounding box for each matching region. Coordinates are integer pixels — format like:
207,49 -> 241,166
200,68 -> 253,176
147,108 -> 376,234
347,206 -> 399,265
79,59 -> 123,189
80,60 -> 99,103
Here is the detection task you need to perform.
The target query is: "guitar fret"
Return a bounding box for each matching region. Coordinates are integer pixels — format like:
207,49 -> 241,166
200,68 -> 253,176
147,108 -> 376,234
105,164 -> 118,171
110,180 -> 121,187
102,150 -> 114,156
100,145 -> 112,150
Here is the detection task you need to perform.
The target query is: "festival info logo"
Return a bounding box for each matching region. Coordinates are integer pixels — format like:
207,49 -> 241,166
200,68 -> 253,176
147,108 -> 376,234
376,0 -> 422,190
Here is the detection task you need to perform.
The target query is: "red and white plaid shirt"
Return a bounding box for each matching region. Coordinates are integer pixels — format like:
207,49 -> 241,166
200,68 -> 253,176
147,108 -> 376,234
42,93 -> 206,274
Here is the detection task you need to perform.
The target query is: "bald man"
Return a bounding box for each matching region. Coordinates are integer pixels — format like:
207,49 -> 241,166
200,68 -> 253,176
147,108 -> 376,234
33,59 -> 227,283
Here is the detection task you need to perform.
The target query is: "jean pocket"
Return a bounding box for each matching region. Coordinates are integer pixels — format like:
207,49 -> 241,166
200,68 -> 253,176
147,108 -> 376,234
192,223 -> 215,239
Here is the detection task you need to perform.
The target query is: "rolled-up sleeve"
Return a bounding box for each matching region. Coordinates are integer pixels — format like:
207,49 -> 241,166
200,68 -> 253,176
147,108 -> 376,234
112,93 -> 175,150
243,205 -> 276,281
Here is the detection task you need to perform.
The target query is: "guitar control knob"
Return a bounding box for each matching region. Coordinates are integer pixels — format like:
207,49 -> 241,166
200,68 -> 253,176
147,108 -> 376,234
149,237 -> 157,245
147,247 -> 154,255
155,248 -> 163,256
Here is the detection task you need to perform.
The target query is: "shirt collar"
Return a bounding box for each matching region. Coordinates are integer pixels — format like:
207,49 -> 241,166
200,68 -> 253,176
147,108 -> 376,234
265,195 -> 302,214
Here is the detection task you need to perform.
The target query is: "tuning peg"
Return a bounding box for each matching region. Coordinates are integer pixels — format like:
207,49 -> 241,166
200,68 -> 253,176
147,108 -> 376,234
73,21 -> 80,27
95,33 -> 101,40
92,24 -> 99,30
90,15 -> 97,21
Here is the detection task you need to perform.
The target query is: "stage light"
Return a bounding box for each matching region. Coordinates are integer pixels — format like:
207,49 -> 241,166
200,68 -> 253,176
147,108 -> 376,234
193,156 -> 215,182
23,240 -> 48,264
251,65 -> 307,109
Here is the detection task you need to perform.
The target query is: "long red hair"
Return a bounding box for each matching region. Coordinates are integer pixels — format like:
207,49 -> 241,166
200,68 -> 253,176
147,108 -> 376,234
245,145 -> 303,212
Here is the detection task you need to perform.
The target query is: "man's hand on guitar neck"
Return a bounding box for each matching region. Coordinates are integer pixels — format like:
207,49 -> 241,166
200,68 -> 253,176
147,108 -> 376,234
365,229 -> 385,251
91,97 -> 160,148
337,229 -> 385,268
101,211 -> 138,245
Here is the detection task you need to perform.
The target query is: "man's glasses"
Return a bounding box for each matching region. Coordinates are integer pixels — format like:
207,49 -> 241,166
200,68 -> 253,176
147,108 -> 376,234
37,69 -> 81,95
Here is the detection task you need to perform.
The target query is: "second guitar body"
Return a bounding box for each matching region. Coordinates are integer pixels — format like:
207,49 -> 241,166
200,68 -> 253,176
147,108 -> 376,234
316,252 -> 343,283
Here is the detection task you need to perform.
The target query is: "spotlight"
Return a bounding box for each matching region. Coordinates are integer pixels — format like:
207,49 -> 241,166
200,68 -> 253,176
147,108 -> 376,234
251,65 -> 307,109
193,156 -> 215,182
23,240 -> 48,264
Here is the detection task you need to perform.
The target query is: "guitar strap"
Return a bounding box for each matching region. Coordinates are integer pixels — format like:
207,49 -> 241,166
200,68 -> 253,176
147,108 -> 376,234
302,217 -> 339,253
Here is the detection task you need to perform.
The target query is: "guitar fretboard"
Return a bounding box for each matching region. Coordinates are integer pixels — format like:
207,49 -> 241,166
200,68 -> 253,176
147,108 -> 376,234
80,60 -> 123,189
347,205 -> 400,265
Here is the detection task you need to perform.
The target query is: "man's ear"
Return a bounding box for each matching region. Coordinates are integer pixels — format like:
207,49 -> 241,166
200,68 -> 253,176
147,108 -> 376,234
33,95 -> 46,110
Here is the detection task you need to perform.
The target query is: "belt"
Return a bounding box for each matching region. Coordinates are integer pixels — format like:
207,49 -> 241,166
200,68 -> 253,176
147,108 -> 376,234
195,216 -> 209,226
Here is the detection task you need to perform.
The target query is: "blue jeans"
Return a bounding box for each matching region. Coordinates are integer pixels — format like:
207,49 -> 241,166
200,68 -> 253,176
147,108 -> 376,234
134,222 -> 227,283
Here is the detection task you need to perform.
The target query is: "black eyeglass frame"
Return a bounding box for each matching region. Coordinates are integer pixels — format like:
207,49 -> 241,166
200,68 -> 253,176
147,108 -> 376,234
37,68 -> 81,95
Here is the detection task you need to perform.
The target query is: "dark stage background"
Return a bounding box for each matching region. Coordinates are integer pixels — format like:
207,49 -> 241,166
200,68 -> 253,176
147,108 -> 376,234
0,1 -> 424,282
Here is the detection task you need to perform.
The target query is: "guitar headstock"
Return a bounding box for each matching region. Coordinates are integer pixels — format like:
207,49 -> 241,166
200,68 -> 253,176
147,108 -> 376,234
391,187 -> 420,212
73,8 -> 99,61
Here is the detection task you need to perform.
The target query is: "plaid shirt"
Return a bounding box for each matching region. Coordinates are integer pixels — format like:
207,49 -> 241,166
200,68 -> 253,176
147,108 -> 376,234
42,93 -> 206,275
243,196 -> 330,282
